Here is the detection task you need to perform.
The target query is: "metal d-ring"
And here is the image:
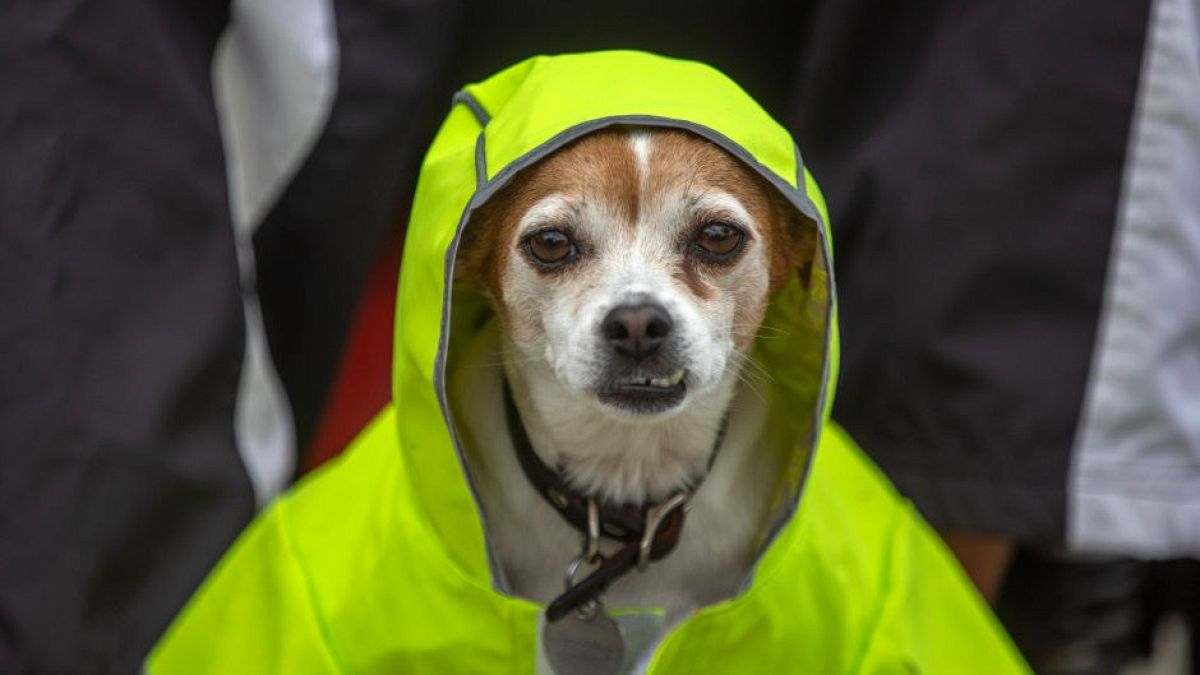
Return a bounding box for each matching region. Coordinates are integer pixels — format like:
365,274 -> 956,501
638,491 -> 690,572
563,550 -> 603,621
562,499 -> 602,591
556,499 -> 603,622
563,552 -> 586,590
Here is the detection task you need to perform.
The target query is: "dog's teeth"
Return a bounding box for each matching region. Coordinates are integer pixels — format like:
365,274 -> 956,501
624,374 -> 684,388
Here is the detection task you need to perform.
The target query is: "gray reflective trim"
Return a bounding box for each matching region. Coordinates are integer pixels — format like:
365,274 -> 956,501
793,143 -> 806,193
452,89 -> 492,127
475,115 -> 822,222
474,132 -> 487,191
215,0 -> 338,239
791,139 -> 836,505
452,90 -> 490,189
213,0 -> 337,505
1068,0 -> 1200,556
431,115 -> 835,589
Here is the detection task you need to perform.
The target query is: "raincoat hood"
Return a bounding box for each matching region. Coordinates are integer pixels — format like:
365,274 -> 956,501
149,51 -> 1029,675
399,49 -> 838,585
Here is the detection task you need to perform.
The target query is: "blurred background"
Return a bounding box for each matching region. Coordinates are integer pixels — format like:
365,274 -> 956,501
2,1 -> 1198,673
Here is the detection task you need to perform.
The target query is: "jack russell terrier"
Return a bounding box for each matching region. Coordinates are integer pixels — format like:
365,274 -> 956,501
451,126 -> 816,646
145,52 -> 1030,675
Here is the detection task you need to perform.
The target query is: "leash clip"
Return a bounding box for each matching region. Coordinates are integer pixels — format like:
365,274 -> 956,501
564,499 -> 605,621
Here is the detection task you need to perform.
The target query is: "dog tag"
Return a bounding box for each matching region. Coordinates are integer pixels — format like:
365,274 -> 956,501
543,609 -> 624,675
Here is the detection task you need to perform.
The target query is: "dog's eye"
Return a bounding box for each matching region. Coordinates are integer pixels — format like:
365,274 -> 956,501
524,229 -> 578,267
693,221 -> 746,260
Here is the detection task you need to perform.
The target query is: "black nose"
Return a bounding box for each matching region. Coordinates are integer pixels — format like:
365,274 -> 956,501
602,303 -> 673,359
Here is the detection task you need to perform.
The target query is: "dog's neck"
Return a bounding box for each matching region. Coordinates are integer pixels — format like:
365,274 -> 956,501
501,335 -> 740,505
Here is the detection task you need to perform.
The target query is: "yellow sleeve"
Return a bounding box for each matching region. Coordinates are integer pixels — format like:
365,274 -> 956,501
853,476 -> 1030,674
146,500 -> 346,675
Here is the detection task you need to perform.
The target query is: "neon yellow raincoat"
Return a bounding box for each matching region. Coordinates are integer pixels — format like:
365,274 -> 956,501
148,51 -> 1030,674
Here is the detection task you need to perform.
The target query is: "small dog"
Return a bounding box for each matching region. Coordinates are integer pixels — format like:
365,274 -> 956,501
451,127 -> 817,620
145,52 -> 1028,675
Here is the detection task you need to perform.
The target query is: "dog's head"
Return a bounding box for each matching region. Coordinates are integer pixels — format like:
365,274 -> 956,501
457,128 -> 816,419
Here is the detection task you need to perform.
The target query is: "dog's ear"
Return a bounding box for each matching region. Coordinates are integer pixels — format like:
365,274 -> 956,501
454,213 -> 489,283
455,197 -> 507,284
455,170 -> 538,290
767,190 -> 819,292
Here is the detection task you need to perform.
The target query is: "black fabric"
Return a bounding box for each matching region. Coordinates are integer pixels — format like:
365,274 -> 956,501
0,2 -> 252,673
448,0 -> 812,124
996,552 -> 1146,675
1137,559 -> 1200,675
790,1 -> 1152,541
253,0 -> 464,453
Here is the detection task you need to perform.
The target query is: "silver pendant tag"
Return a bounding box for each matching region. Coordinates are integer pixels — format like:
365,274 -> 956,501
542,609 -> 624,675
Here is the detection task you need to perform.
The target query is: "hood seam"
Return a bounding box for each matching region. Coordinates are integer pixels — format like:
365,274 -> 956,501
452,89 -> 492,126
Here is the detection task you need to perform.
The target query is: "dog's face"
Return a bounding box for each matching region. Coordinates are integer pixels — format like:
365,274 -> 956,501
458,128 -> 814,418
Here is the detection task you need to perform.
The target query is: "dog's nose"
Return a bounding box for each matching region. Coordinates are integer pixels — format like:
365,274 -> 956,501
602,303 -> 673,359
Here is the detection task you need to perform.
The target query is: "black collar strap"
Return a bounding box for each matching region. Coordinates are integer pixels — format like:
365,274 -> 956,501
501,377 -> 727,621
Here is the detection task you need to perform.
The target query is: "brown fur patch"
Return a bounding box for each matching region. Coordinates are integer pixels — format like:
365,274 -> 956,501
643,130 -> 818,293
673,264 -> 713,301
456,129 -> 640,298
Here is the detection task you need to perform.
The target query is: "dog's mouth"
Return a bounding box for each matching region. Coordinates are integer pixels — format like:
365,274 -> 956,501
597,368 -> 687,414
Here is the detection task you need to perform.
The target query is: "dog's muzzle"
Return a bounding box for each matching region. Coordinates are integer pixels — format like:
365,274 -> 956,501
597,300 -> 687,413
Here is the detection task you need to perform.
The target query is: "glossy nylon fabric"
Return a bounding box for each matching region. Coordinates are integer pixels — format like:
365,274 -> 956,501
148,51 -> 1029,674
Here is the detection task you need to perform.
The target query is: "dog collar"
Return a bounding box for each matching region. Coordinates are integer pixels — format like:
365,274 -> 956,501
501,377 -> 727,621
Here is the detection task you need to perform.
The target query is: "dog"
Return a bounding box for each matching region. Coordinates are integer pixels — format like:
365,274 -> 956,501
450,126 -> 818,622
145,53 -> 1030,675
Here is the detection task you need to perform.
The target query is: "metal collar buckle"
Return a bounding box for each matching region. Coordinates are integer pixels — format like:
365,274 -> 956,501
637,491 -> 690,572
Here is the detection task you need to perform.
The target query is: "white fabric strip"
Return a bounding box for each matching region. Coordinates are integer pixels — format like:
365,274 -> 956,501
212,0 -> 338,505
1069,0 -> 1200,556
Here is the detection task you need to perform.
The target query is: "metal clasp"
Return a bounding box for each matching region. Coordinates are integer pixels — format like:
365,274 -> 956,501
562,553 -> 601,620
638,491 -> 689,572
562,498 -> 604,621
